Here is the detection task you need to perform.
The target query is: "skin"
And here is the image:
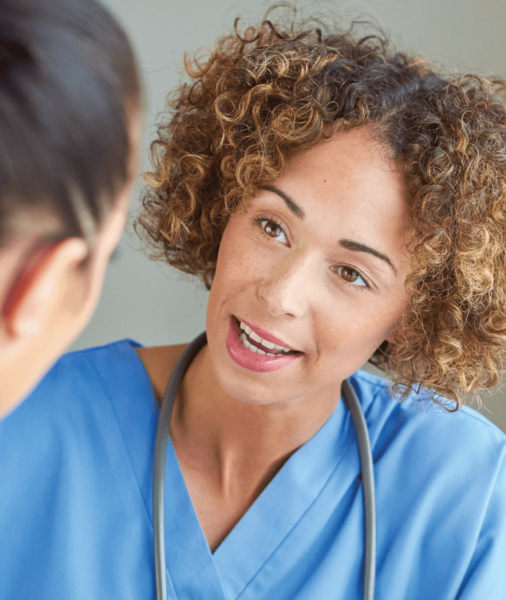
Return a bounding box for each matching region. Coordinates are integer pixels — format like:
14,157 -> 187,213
137,126 -> 412,552
0,109 -> 142,417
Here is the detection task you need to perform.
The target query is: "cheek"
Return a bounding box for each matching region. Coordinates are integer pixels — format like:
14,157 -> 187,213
207,220 -> 256,321
212,226 -> 248,292
212,218 -> 271,291
310,296 -> 406,362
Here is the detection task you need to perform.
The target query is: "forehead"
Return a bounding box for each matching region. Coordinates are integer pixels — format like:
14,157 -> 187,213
275,127 -> 410,257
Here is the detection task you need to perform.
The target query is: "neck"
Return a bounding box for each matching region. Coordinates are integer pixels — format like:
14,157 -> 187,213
171,344 -> 341,499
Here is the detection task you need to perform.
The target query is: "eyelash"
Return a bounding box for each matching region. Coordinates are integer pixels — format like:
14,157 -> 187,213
253,215 -> 371,291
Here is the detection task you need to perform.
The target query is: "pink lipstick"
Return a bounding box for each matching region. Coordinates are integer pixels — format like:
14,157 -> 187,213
226,316 -> 303,373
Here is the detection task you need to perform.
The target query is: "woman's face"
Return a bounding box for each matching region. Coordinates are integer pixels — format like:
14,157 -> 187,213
206,126 -> 412,407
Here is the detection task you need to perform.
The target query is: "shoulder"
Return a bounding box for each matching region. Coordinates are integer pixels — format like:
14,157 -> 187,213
0,338 -> 152,432
350,367 -> 506,470
349,369 -> 506,594
38,338 -> 145,398
0,338 -> 160,499
0,341 -> 160,595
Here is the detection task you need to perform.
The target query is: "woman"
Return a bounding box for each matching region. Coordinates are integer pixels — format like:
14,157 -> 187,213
0,9 -> 505,600
0,0 -> 141,417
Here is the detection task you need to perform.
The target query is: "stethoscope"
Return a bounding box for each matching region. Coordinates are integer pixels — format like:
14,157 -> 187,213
153,332 -> 376,600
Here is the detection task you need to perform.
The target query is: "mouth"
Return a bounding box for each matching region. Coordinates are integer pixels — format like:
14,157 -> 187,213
234,316 -> 300,356
226,316 -> 303,373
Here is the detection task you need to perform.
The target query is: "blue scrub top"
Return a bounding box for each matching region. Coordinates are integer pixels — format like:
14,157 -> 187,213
0,339 -> 505,599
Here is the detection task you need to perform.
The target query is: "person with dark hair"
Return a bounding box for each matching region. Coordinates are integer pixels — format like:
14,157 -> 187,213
1,6 -> 506,599
0,0 -> 141,417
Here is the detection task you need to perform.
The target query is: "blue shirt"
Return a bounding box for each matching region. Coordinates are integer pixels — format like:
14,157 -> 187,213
0,339 -> 505,599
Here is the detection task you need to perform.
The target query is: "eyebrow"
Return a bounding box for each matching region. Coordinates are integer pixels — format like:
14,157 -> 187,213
260,185 -> 305,219
339,239 -> 397,275
261,184 -> 397,275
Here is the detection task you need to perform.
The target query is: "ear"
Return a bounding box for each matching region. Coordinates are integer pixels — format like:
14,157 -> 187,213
2,238 -> 89,340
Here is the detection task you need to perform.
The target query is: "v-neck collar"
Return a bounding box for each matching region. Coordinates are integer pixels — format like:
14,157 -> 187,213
163,394 -> 354,600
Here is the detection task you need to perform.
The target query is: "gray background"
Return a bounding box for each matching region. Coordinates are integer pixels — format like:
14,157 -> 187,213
72,0 -> 506,432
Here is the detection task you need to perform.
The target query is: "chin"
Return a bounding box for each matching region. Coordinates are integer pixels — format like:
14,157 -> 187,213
217,370 -> 297,406
212,348 -> 303,407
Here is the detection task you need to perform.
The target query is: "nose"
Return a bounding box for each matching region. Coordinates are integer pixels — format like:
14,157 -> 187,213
257,251 -> 314,318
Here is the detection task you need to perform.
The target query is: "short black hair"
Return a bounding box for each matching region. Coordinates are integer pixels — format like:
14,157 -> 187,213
0,0 -> 141,246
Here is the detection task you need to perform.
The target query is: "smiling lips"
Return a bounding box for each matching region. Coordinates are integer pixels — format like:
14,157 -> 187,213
226,316 -> 303,373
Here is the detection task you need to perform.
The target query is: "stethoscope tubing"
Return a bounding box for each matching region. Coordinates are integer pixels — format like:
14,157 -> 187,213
154,332 -> 206,600
342,378 -> 377,600
153,332 -> 376,600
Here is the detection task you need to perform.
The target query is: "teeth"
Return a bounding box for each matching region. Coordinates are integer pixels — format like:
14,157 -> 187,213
243,338 -> 254,351
249,330 -> 262,344
240,322 -> 252,336
238,319 -> 294,354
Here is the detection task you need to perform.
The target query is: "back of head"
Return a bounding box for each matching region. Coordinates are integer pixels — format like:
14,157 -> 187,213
0,0 -> 141,417
0,0 -> 141,246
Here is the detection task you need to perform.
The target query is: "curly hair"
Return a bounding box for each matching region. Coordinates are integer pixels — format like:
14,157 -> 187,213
137,6 -> 506,408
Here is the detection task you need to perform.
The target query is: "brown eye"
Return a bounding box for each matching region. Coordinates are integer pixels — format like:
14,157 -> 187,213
336,266 -> 369,288
255,217 -> 289,245
341,266 -> 358,282
264,220 -> 282,238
